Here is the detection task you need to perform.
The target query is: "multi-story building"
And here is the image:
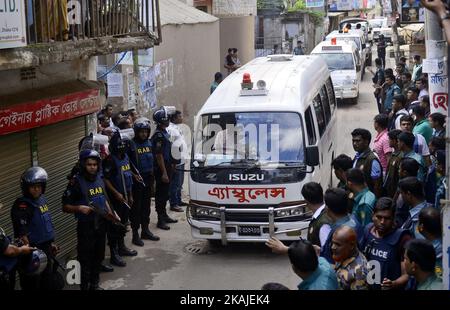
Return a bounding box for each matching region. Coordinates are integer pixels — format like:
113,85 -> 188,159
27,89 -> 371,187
0,0 -> 161,257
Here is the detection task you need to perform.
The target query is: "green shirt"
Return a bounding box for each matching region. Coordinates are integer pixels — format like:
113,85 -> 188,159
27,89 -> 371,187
297,257 -> 339,290
403,151 -> 426,181
352,188 -> 376,226
413,119 -> 433,144
417,274 -> 443,290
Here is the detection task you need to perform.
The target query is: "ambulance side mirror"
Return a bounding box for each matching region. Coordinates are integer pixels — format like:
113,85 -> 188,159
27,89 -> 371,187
305,146 -> 319,167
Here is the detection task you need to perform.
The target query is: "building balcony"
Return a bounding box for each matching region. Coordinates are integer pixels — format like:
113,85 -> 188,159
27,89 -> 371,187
0,0 -> 161,71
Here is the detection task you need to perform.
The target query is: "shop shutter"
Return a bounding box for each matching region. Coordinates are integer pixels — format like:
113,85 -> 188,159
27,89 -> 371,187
0,132 -> 31,236
37,117 -> 86,258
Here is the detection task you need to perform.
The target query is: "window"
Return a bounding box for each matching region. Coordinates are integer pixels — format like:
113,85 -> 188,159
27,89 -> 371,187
313,94 -> 326,137
305,107 -> 317,145
320,86 -> 331,124
326,77 -> 336,114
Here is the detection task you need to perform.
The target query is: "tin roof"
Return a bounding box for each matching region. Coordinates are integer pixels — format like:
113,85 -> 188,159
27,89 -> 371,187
160,0 -> 218,26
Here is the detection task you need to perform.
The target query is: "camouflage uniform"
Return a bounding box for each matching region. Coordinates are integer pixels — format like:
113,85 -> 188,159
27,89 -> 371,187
334,251 -> 369,290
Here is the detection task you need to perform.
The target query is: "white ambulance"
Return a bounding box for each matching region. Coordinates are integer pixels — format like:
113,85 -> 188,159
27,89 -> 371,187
311,41 -> 359,104
187,55 -> 338,244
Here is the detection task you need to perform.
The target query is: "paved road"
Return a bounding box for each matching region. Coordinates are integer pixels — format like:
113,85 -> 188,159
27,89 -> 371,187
99,53 -> 389,290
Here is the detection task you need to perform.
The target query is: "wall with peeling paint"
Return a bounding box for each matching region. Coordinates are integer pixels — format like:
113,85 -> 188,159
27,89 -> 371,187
154,21 -> 221,127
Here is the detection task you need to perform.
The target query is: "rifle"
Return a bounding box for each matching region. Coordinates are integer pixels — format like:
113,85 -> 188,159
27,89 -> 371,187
130,161 -> 146,187
89,202 -> 126,229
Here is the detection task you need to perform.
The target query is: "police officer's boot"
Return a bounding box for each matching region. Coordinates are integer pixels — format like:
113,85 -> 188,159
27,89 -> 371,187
110,244 -> 126,267
141,225 -> 160,241
163,208 -> 178,224
89,282 -> 104,290
118,237 -> 138,256
157,216 -> 170,230
132,229 -> 144,247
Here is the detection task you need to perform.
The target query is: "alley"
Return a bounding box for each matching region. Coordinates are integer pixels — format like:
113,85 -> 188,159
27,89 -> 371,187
99,55 -> 382,290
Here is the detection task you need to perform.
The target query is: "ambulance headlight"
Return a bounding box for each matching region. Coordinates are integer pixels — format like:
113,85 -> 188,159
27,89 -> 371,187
209,210 -> 221,218
196,207 -> 210,216
290,207 -> 304,216
275,210 -> 289,217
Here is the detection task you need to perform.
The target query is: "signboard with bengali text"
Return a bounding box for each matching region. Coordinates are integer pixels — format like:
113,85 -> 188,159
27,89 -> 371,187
0,89 -> 100,135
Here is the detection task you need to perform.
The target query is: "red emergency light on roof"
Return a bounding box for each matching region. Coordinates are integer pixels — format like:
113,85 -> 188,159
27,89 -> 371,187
243,73 -> 252,84
331,37 -> 337,45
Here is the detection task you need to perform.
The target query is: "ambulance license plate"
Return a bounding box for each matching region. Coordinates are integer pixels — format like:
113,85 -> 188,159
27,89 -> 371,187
238,226 -> 261,236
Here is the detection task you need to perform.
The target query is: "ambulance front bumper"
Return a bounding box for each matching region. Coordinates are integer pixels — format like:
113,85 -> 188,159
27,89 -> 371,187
186,204 -> 311,245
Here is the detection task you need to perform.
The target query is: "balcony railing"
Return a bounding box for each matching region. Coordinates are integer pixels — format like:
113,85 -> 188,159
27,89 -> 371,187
24,0 -> 161,44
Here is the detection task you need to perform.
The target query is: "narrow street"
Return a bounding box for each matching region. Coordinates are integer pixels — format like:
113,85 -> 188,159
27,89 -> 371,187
99,50 -> 385,290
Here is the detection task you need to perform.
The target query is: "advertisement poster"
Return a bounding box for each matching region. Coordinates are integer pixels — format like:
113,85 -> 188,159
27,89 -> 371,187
401,0 -> 425,23
0,0 -> 27,49
140,67 -> 157,110
306,0 -> 325,8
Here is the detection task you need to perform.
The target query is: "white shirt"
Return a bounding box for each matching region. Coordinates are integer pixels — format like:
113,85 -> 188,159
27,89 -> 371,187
319,223 -> 331,247
313,204 -> 326,220
167,122 -> 188,162
414,133 -> 430,156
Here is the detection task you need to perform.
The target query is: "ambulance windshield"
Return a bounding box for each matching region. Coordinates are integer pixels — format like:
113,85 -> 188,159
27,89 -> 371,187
194,112 -> 305,167
317,53 -> 355,71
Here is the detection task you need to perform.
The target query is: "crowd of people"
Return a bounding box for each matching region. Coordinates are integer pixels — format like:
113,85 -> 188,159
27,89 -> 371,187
264,53 -> 445,291
0,105 -> 188,290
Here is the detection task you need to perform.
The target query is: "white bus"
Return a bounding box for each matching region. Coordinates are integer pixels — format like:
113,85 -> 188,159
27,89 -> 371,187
187,55 -> 338,244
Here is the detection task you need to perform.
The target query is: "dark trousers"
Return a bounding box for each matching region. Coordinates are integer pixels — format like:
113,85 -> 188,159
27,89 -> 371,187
19,241 -> 53,290
155,171 -> 172,220
169,164 -> 184,206
0,269 -> 16,290
107,194 -> 131,246
378,52 -> 386,69
131,174 -> 154,230
77,219 -> 106,290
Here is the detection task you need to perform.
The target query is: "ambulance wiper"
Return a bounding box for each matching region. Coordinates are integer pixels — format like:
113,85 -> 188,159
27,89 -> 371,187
200,159 -> 256,172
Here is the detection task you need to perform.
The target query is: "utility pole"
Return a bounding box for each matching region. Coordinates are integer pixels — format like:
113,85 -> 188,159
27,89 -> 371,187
423,6 -> 450,291
390,0 -> 400,63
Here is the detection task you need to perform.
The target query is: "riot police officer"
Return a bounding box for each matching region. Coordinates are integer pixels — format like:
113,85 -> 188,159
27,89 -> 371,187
0,227 -> 36,290
62,150 -> 118,290
151,107 -> 178,230
11,167 -> 59,290
103,132 -> 137,266
128,118 -> 160,246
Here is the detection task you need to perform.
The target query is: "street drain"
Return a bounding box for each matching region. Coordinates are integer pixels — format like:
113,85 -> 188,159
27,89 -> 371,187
185,241 -> 217,255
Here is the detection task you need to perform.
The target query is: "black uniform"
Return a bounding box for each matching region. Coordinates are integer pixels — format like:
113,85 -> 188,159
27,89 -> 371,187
62,173 -> 108,290
128,139 -> 155,232
103,154 -> 134,247
11,195 -> 55,290
151,127 -> 177,228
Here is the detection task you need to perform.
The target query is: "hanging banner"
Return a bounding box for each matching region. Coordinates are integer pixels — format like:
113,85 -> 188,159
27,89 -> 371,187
427,40 -> 448,115
0,89 -> 100,135
306,0 -> 325,8
400,0 -> 425,23
0,0 -> 27,49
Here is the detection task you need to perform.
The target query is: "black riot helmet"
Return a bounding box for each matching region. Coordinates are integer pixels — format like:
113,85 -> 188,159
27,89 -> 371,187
133,117 -> 151,141
109,131 -> 127,155
153,106 -> 175,127
79,149 -> 102,171
20,167 -> 48,195
18,249 -> 48,276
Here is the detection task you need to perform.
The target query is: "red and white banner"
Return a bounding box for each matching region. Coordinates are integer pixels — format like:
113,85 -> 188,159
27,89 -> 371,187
0,88 -> 100,135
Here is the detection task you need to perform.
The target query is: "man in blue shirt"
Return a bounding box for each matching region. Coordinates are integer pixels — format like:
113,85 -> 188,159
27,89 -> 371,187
399,177 -> 429,239
397,132 -> 426,181
383,75 -> 402,113
346,168 -> 376,226
289,239 -> 339,290
418,207 -> 443,279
